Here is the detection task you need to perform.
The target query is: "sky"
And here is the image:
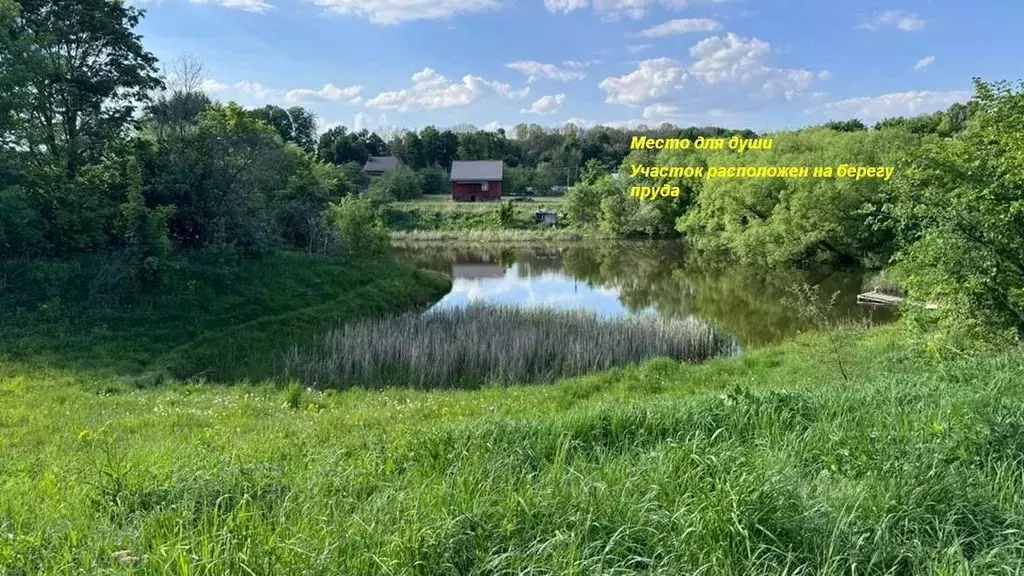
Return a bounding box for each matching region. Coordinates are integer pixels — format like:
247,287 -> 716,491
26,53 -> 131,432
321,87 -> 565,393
131,0 -> 1023,134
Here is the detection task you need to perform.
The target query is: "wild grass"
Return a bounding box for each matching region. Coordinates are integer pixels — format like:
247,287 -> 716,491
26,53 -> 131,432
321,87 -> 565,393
4,327 -> 1024,574
283,304 -> 735,389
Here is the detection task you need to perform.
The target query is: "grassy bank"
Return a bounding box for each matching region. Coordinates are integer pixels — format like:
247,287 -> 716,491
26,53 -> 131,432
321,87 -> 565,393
3,325 -> 1024,574
0,252 -> 451,381
284,305 -> 735,389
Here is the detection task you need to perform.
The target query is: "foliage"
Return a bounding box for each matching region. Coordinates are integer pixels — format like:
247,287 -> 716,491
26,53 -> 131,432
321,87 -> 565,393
366,164 -> 423,201
892,78 -> 1024,348
317,125 -> 369,166
250,105 -> 318,153
2,0 -> 162,178
328,195 -> 389,257
418,165 -> 449,196
680,128 -> 918,267
495,200 -> 516,229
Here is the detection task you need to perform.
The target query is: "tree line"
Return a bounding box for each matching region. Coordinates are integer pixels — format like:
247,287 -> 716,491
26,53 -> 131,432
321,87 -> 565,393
2,0 -> 1023,347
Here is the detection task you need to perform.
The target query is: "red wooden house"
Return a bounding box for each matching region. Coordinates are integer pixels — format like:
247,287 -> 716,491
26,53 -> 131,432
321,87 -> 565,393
450,160 -> 503,202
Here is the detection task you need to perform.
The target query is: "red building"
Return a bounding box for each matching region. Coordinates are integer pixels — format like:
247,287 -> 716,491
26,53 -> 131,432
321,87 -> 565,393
450,160 -> 503,202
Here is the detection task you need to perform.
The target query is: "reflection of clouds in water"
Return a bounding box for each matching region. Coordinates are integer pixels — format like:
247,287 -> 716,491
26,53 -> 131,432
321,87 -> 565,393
432,266 -> 638,317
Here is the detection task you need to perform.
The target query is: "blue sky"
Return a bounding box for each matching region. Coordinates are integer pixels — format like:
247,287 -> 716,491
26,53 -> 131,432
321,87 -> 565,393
133,0 -> 1022,134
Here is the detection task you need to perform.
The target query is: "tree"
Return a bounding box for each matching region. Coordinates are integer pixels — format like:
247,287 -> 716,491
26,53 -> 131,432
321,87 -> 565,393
892,78 -> 1024,346
250,105 -> 318,153
147,54 -> 213,139
3,0 -> 163,178
317,126 -> 369,166
419,166 -> 448,196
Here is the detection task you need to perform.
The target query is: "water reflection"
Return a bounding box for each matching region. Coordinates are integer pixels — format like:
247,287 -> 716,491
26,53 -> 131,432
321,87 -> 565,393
394,241 -> 894,346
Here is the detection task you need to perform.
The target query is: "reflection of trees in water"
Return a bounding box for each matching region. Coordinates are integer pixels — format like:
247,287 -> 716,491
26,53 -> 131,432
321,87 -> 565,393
395,241 -> 892,346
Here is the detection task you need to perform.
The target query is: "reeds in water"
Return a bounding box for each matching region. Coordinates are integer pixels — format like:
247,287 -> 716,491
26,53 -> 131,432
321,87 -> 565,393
283,304 -> 735,389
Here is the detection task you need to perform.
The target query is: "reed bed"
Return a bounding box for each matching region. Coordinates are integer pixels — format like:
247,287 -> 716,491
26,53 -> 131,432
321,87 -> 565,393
284,304 -> 735,389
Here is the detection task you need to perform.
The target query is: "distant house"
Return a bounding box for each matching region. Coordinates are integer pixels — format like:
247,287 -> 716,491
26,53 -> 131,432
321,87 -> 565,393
362,156 -> 401,178
450,160 -> 503,202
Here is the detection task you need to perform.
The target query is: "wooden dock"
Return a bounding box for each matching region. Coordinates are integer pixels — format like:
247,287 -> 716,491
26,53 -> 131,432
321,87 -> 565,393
857,290 -> 905,306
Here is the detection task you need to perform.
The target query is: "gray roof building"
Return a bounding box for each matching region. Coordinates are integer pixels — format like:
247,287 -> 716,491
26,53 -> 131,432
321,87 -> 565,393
363,156 -> 401,175
450,160 -> 503,181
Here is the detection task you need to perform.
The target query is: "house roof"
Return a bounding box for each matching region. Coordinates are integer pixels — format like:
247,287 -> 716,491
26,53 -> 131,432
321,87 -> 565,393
450,160 -> 503,181
363,156 -> 400,172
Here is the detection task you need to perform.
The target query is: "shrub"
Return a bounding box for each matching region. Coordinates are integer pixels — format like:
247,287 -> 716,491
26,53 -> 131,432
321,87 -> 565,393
419,165 -> 449,196
328,195 -> 389,258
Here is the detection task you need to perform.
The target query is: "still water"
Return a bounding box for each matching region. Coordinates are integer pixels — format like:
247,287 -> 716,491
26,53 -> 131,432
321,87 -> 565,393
394,241 -> 894,347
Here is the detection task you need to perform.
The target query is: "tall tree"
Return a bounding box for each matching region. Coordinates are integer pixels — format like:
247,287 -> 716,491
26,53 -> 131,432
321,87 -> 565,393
2,0 -> 163,178
317,126 -> 369,166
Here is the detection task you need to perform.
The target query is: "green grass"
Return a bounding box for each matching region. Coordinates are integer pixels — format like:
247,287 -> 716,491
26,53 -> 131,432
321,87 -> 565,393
4,322 -> 1024,574
284,304 -> 735,389
0,252 -> 452,381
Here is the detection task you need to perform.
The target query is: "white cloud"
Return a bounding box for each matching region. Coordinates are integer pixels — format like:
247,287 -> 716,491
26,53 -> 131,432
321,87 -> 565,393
521,93 -> 567,115
233,81 -> 276,100
637,18 -> 722,38
563,117 -> 594,127
642,103 -> 679,120
365,67 -> 529,112
482,121 -> 513,132
599,57 -> 687,105
188,0 -> 274,12
544,0 -> 588,13
309,0 -> 499,24
506,61 -> 587,83
284,83 -> 362,104
354,112 -> 373,131
600,33 -> 825,112
914,56 -> 935,71
200,78 -> 229,94
563,59 -> 600,69
812,90 -> 970,119
545,0 -> 727,19
859,10 -> 925,32
627,44 -> 652,54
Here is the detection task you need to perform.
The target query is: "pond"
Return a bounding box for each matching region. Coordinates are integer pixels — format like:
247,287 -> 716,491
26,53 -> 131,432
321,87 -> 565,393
393,240 -> 895,347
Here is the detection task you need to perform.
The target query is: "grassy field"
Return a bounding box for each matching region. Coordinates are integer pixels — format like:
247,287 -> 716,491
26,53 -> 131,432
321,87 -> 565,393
4,310 -> 1024,573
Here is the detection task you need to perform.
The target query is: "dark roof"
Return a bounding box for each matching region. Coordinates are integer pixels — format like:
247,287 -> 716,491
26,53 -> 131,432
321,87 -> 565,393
450,160 -> 503,181
363,156 -> 400,172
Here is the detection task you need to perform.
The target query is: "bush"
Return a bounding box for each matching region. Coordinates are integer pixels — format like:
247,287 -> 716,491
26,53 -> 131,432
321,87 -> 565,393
495,200 -> 516,229
328,195 -> 389,258
419,165 -> 449,196
368,165 -> 423,201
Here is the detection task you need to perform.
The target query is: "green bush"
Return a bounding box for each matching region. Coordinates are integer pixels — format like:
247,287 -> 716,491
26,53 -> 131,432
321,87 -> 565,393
419,165 -> 449,196
328,195 -> 389,258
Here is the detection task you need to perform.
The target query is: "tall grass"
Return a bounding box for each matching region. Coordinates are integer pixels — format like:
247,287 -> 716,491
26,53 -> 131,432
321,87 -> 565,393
284,304 -> 735,389
6,327 -> 1024,574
